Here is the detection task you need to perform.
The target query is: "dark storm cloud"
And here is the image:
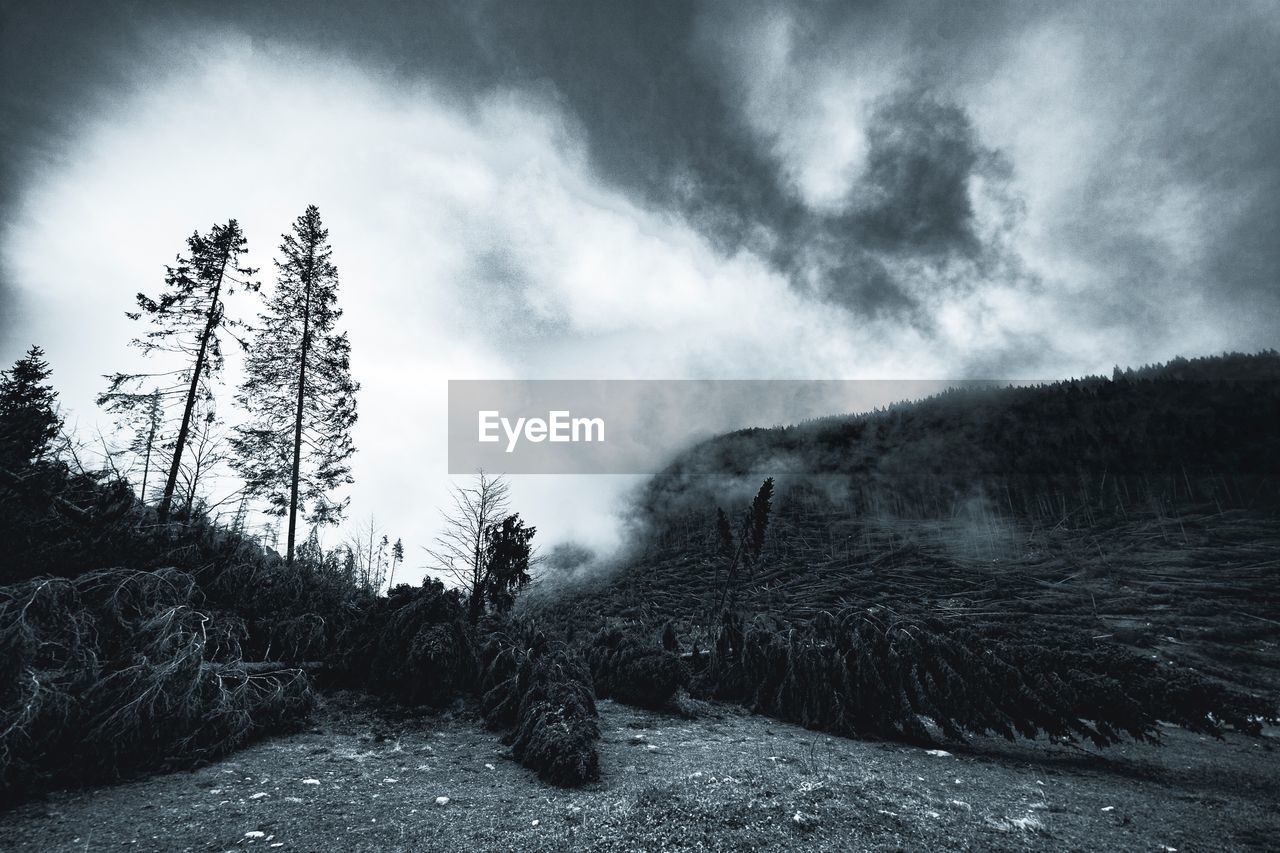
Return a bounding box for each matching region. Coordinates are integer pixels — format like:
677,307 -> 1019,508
779,91 -> 1016,320
854,96 -> 984,255
3,0 -> 1279,352
0,0 -> 1018,339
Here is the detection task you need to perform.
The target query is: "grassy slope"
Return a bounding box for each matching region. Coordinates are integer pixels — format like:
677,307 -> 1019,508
2,694 -> 1276,852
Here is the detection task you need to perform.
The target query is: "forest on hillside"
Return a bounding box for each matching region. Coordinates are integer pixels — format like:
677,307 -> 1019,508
637,351 -> 1280,526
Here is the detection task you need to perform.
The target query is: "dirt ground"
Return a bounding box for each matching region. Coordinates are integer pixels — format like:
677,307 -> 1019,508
2,694 -> 1276,852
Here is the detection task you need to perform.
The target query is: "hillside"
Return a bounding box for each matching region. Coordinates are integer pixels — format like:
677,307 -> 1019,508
635,351 -> 1280,522
527,353 -> 1280,692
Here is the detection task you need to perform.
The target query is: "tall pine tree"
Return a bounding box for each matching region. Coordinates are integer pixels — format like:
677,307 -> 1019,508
0,345 -> 62,468
98,219 -> 255,518
233,205 -> 358,564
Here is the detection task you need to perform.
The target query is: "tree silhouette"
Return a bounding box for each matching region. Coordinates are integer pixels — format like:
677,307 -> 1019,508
122,389 -> 165,503
0,345 -> 62,468
98,220 -> 255,518
233,206 -> 358,564
481,513 -> 536,618
427,471 -> 533,623
388,537 -> 405,589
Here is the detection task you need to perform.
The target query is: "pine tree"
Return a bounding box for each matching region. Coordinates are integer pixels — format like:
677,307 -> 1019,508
712,477 -> 774,614
0,345 -> 62,468
482,514 -> 535,617
388,537 -> 404,589
233,206 -> 358,564
98,220 -> 256,518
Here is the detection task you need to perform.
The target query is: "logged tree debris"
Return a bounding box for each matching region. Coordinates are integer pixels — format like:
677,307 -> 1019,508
337,580 -> 478,706
0,568 -> 313,802
588,624 -> 686,710
688,607 -> 1278,746
479,625 -> 600,786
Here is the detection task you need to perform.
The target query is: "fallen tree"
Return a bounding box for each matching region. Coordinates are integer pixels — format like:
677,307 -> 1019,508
688,607 -> 1277,746
479,623 -> 600,786
0,569 -> 313,802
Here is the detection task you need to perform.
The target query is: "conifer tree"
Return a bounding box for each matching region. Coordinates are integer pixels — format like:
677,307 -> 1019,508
0,345 -> 62,468
713,477 -> 774,614
98,220 -> 255,518
388,537 -> 404,589
233,206 -> 358,564
481,513 -> 535,618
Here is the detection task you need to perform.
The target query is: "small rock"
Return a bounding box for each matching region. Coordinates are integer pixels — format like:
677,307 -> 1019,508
244,831 -> 266,839
484,763 -> 495,771
1100,805 -> 1115,812
435,796 -> 450,806
531,819 -> 540,827
925,749 -> 951,757
301,779 -> 320,786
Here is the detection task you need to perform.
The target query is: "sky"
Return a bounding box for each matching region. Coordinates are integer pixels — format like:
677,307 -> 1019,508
1,0 -> 1278,581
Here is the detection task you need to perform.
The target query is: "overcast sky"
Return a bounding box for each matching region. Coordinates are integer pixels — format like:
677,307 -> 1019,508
2,1 -> 1278,579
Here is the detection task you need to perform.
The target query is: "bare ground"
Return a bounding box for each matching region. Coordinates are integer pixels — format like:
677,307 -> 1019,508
2,693 -> 1276,852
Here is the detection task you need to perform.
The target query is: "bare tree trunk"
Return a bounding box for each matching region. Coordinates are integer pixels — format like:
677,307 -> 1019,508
285,251 -> 315,565
140,415 -> 155,502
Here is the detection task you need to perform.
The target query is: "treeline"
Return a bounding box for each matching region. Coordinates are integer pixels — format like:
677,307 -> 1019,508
638,351 -> 1280,532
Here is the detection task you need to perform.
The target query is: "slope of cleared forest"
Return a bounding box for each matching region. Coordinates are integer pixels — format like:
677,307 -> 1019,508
528,506 -> 1280,694
528,353 -> 1280,696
